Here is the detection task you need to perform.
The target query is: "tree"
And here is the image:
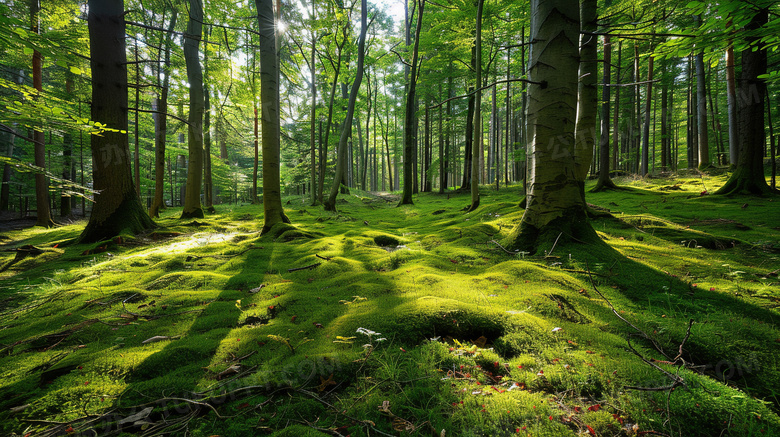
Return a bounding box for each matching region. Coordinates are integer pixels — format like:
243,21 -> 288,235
398,0 -> 425,206
256,0 -> 291,231
149,9 -> 177,218
30,0 -> 53,227
465,0 -> 484,212
324,0 -> 368,211
573,0 -> 598,191
79,0 -> 155,243
716,5 -> 776,196
181,0 -> 205,219
503,0 -> 598,254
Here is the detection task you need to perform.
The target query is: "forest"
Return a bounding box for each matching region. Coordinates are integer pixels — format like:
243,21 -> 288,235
0,0 -> 779,435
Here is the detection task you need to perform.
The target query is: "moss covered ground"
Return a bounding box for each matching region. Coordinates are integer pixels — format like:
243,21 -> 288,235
0,174 -> 778,437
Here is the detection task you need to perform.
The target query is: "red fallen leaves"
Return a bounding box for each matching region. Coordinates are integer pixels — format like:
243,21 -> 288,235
587,425 -> 596,435
588,404 -> 601,412
290,315 -> 297,322
613,413 -> 624,424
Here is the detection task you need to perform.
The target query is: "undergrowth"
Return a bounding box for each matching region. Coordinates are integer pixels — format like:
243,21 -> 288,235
0,174 -> 778,436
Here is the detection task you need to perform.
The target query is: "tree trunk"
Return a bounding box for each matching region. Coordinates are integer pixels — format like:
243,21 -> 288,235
149,10 -> 177,218
398,0 -> 424,206
181,0 -> 205,219
309,0 -> 318,205
256,0 -> 291,230
574,0 -> 598,188
716,7 -> 774,196
61,74 -> 74,218
612,41 -> 621,171
30,0 -> 52,227
725,33 -> 738,166
695,16 -> 710,169
641,55 -> 654,176
466,0 -> 484,212
592,34 -> 617,192
504,0 -> 596,254
79,0 -> 155,243
325,0 -> 368,211
203,27 -> 214,212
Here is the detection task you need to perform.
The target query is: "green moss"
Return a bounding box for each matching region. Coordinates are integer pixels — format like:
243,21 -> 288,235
0,182 -> 778,436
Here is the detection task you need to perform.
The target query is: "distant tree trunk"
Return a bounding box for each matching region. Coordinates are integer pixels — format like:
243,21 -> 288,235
150,10 -> 177,218
716,7 -> 775,196
181,0 -> 205,219
79,0 -> 155,243
695,16 -> 710,169
30,0 -> 52,227
325,0 -> 367,211
574,0 -> 598,190
61,74 -> 74,218
398,0 -> 424,206
504,0 -> 596,254
641,55 -> 654,176
466,0 -> 484,212
592,34 -> 617,192
256,0 -> 291,230
203,27 -> 214,212
725,29 -> 738,166
309,0 -> 318,205
612,41 -> 621,171
661,63 -> 670,170
461,80 -> 475,191
133,43 -> 141,196
0,124 -> 14,211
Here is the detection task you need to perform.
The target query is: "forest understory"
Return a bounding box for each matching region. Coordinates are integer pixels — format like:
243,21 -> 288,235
0,174 -> 778,437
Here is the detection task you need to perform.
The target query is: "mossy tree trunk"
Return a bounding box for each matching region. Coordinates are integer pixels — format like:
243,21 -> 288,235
79,0 -> 155,243
716,6 -> 776,196
181,0 -> 205,219
149,9 -> 177,218
325,0 -> 367,211
256,0 -> 291,232
503,0 -> 598,254
203,27 -> 214,212
399,0 -> 424,206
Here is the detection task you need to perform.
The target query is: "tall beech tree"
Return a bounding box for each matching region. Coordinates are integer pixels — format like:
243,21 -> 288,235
256,0 -> 290,231
573,0 -> 598,192
79,0 -> 155,243
181,0 -> 205,219
503,0 -> 598,253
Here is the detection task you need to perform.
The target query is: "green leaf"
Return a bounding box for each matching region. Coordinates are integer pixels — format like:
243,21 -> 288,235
69,66 -> 83,75
23,47 -> 33,56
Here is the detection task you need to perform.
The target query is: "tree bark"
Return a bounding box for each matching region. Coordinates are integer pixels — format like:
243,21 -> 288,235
641,55 -> 654,176
309,0 -> 318,205
592,34 -> 617,192
150,10 -> 177,218
256,0 -> 291,230
716,7 -> 775,196
181,0 -> 205,218
30,0 -> 52,227
504,0 -> 597,254
725,35 -> 738,166
574,0 -> 598,187
398,0 -> 425,206
203,27 -> 214,212
695,15 -> 710,169
466,0 -> 484,212
79,0 -> 155,243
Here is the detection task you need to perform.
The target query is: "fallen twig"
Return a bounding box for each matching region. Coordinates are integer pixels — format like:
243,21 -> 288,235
288,262 -> 321,272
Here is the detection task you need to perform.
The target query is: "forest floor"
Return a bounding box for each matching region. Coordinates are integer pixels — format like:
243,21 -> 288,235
0,173 -> 778,437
